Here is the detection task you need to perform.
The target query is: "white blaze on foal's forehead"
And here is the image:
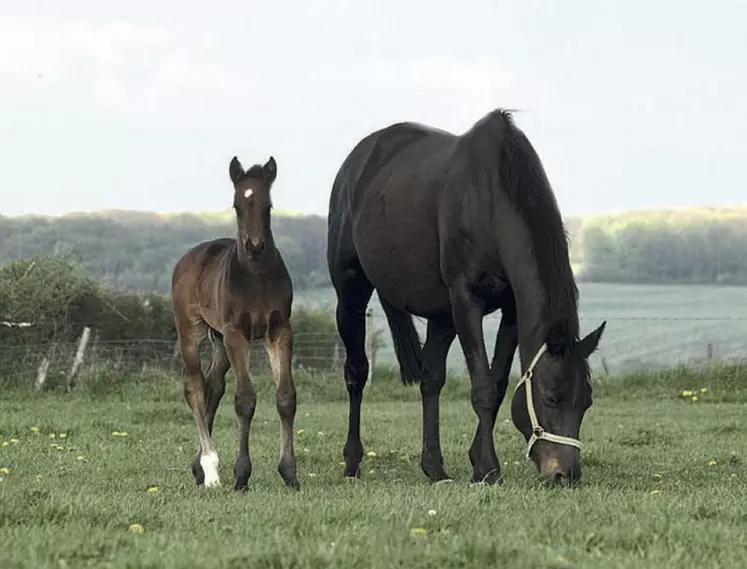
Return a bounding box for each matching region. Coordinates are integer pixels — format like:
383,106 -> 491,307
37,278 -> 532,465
243,188 -> 254,199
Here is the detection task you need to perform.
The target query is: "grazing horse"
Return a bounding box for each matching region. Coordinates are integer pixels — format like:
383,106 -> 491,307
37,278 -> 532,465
327,109 -> 606,486
171,155 -> 299,491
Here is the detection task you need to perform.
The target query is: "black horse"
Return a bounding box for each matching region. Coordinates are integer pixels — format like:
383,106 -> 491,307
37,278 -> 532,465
327,109 -> 606,486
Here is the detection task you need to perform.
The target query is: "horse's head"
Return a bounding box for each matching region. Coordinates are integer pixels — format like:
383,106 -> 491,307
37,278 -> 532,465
229,155 -> 277,261
511,319 -> 606,486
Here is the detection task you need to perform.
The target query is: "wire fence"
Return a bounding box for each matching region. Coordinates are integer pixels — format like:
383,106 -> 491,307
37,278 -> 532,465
1,315 -> 746,389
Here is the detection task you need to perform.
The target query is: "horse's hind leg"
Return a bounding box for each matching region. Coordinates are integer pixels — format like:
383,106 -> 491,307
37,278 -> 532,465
419,315 -> 456,483
333,261 -> 374,478
191,328 -> 230,480
177,319 -> 221,487
265,321 -> 299,490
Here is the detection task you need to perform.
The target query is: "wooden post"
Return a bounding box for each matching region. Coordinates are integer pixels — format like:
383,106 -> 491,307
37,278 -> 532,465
706,342 -> 713,366
365,309 -> 374,382
35,357 -> 50,391
67,326 -> 91,391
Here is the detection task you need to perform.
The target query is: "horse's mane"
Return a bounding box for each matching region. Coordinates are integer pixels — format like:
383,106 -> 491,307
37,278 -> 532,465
458,109 -> 580,339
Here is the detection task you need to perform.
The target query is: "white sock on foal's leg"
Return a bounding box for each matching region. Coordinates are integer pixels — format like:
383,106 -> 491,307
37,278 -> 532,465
200,451 -> 221,487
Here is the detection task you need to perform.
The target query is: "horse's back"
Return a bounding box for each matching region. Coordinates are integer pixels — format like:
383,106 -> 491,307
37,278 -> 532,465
328,121 -> 460,316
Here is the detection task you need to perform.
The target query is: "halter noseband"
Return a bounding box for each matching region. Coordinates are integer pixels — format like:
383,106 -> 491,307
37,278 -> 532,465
513,343 -> 582,459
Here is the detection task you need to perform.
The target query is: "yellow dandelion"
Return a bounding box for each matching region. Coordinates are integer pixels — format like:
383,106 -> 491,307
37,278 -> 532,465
147,486 -> 159,493
368,469 -> 375,475
428,509 -> 437,516
76,456 -> 85,461
1,442 -> 8,447
48,433 -> 56,439
708,460 -> 717,466
127,523 -> 145,533
700,388 -> 708,393
366,451 -> 377,457
338,461 -> 346,466
0,467 -> 10,475
681,390 -> 693,397
649,489 -> 660,495
111,431 -> 129,437
10,439 -> 20,444
296,429 -> 305,435
691,396 -> 698,402
409,527 -> 428,537
303,447 -> 310,453
317,431 -> 324,437
58,433 -> 67,439
652,473 -> 663,480
307,473 -> 317,478
30,426 -> 40,433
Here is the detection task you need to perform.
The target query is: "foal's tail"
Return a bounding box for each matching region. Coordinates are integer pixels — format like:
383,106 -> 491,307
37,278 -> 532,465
379,299 -> 423,384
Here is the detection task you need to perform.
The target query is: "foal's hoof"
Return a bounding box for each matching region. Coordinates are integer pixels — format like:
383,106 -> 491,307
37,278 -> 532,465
277,459 -> 300,491
191,462 -> 205,486
233,482 -> 249,493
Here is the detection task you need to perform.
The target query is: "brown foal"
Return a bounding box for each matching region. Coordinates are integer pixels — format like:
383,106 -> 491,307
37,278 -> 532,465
171,155 -> 299,491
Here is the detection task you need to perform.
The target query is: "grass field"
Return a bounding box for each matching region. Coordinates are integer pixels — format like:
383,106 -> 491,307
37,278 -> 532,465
295,283 -> 747,374
1,365 -> 746,568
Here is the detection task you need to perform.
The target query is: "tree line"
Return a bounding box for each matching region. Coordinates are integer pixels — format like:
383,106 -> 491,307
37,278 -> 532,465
1,205 -> 746,292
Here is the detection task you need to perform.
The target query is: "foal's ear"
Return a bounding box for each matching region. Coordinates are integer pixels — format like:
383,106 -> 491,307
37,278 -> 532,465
229,156 -> 245,185
546,318 -> 571,356
576,320 -> 607,359
263,156 -> 277,185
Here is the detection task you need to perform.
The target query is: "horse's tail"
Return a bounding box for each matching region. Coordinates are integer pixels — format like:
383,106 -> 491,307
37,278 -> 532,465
379,299 -> 423,384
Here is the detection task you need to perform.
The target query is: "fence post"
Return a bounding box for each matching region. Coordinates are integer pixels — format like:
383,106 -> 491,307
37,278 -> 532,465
35,357 -> 50,391
67,326 -> 91,392
365,309 -> 374,382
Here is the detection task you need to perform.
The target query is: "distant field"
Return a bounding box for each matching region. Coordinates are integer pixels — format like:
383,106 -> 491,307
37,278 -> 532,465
294,283 -> 747,374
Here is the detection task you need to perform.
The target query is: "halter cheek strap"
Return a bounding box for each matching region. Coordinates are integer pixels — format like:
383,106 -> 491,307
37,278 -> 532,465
513,343 -> 582,459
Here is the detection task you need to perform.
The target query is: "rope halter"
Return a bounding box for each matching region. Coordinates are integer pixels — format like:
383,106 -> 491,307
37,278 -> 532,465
513,343 -> 582,459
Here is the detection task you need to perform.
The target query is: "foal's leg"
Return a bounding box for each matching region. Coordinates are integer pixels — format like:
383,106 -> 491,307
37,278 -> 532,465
334,268 -> 374,479
178,321 -> 222,487
419,315 -> 456,483
222,327 -> 257,491
450,278 -> 502,484
265,323 -> 300,490
191,329 -> 230,481
468,305 -> 518,477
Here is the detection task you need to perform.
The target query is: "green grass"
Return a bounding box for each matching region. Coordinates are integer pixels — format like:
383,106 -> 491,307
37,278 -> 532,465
1,366 -> 746,568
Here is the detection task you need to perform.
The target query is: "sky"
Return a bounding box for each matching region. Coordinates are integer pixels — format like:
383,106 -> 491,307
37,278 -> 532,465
1,0 -> 745,218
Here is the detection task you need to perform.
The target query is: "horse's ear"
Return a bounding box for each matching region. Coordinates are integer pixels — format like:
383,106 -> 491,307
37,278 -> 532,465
546,318 -> 571,356
576,320 -> 607,359
264,156 -> 277,185
229,156 -> 244,185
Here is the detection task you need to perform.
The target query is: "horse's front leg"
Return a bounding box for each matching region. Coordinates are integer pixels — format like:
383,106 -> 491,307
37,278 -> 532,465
264,323 -> 300,490
222,326 -> 257,491
450,278 -> 501,484
469,304 -> 518,476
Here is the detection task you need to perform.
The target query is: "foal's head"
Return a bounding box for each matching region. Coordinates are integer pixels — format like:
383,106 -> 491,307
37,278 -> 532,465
229,155 -> 277,261
511,319 -> 606,486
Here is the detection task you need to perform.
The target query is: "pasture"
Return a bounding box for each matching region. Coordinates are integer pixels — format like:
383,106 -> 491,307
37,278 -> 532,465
1,364 -> 745,568
296,282 -> 747,374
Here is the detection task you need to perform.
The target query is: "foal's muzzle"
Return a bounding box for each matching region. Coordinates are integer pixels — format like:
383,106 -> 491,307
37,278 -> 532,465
246,237 -> 265,256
